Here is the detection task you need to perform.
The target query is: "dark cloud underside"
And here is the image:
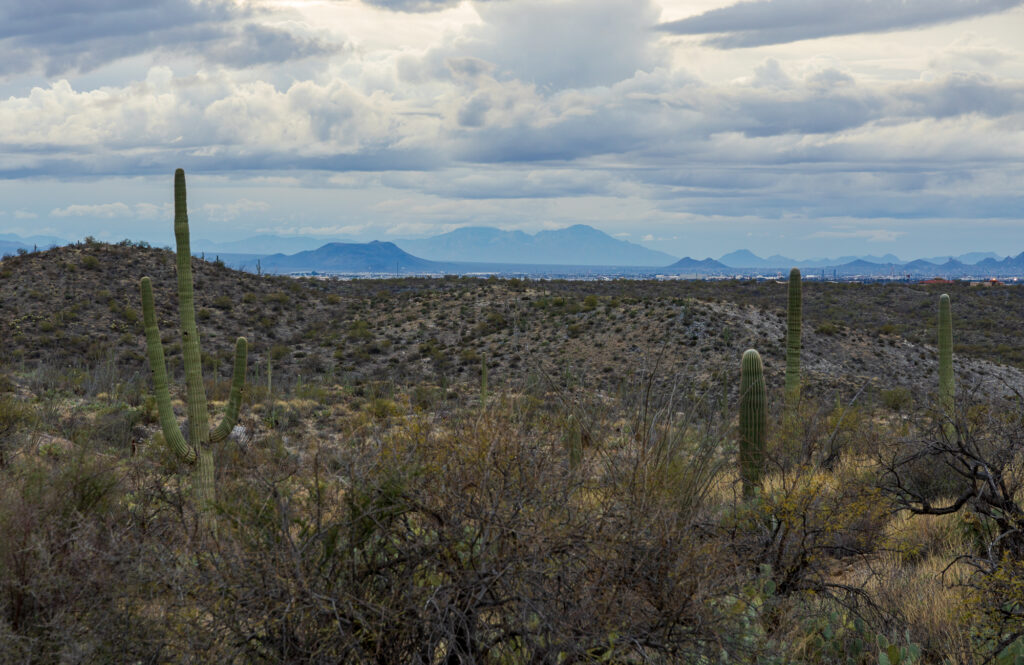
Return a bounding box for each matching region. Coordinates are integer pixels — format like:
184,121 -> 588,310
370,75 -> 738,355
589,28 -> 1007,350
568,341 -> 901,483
0,0 -> 337,76
659,0 -> 1024,48
201,24 -> 340,68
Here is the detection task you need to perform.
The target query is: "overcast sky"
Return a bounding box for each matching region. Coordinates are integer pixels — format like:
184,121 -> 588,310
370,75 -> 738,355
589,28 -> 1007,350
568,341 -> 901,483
0,0 -> 1022,260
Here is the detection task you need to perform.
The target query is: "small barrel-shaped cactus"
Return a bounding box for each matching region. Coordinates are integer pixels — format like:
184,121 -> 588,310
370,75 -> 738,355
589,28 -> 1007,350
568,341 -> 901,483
938,293 -> 954,427
739,349 -> 767,498
785,267 -> 801,403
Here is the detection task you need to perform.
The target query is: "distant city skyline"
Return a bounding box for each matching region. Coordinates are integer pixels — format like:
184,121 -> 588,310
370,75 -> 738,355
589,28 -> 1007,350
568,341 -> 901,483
0,0 -> 1022,260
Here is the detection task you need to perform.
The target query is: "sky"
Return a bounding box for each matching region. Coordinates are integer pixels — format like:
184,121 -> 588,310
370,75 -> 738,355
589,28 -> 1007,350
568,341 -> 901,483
0,0 -> 1022,260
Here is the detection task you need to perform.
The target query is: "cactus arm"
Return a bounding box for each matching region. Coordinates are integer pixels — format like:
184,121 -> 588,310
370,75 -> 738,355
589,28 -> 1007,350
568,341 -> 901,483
739,349 -> 767,498
140,276 -> 196,463
210,337 -> 247,443
785,267 -> 802,403
938,293 -> 954,422
173,168 -> 211,447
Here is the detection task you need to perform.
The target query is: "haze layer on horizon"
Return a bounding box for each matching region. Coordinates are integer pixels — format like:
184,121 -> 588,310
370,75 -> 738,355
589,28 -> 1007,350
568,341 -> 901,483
0,0 -> 1022,261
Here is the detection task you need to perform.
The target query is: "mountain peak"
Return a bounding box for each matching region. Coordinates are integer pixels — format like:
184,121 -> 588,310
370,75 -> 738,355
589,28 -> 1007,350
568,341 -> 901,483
395,225 -> 677,267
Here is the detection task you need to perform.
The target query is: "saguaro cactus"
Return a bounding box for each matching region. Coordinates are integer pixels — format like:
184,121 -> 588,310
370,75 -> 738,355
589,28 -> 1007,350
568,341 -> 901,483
140,169 -> 247,517
938,293 -> 954,427
565,414 -> 583,472
785,267 -> 801,403
739,349 -> 767,498
480,352 -> 488,406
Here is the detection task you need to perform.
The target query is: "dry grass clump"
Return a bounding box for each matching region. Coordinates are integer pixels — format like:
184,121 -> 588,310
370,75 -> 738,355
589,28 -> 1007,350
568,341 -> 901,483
884,507 -> 973,565
862,552 -> 972,660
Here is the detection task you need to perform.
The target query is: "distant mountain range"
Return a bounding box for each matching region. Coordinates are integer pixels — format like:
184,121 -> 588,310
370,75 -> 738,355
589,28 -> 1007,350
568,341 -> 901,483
394,225 -> 678,267
723,254 -> 1024,279
215,242 -> 1024,279
3,228 -> 1023,278
717,249 -> 1004,269
0,233 -> 67,256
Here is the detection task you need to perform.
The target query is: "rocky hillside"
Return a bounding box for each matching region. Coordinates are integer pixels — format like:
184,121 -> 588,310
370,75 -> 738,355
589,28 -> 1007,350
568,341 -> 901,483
2,241 -> 1022,408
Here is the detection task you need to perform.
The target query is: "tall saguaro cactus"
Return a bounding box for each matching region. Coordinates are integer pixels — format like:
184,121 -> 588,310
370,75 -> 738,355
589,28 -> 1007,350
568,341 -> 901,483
739,349 -> 767,498
938,293 -> 954,428
140,169 -> 247,518
785,267 -> 802,403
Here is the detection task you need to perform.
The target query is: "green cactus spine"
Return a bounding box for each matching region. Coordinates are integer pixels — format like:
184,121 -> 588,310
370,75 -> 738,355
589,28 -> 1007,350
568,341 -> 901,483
739,349 -> 767,498
480,352 -> 488,406
785,267 -> 801,403
938,293 -> 954,428
565,414 -> 582,471
140,169 -> 247,518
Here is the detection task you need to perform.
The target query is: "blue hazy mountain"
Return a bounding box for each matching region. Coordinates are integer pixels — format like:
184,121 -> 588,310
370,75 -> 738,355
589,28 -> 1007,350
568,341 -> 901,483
977,252 -> 1024,272
395,225 -> 677,267
192,236 -> 1024,278
923,252 -> 1002,265
718,250 -> 1006,271
0,233 -> 70,255
663,257 -> 730,274
257,241 -> 440,274
719,250 -> 905,269
0,241 -> 28,256
717,250 -> 769,268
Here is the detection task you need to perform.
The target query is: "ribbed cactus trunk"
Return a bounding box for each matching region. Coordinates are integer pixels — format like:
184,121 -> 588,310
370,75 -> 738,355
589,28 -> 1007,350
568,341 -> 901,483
173,170 -> 214,511
938,293 -> 954,432
140,169 -> 248,531
565,414 -> 582,472
480,352 -> 488,407
785,267 -> 801,404
739,349 -> 767,498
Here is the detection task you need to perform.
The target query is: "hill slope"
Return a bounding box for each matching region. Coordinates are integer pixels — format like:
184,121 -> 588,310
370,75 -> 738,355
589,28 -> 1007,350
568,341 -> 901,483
4,242 -> 1024,405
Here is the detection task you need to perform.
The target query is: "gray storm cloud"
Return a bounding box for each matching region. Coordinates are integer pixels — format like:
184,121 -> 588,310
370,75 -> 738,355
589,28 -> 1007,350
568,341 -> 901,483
659,0 -> 1024,47
0,0 -> 338,76
0,0 -> 1021,250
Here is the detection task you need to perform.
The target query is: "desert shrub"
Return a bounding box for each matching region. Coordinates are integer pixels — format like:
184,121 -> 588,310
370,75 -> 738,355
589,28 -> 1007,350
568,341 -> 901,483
411,384 -> 442,410
882,395 -> 1024,662
157,398 -> 745,663
0,452 -> 170,662
89,404 -> 144,450
0,395 -> 32,467
816,322 -> 840,335
348,319 -> 372,341
882,387 -> 913,412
